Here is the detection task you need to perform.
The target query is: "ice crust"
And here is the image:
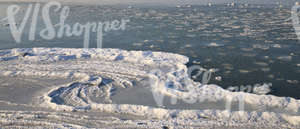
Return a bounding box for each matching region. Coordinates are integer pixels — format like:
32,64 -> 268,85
0,48 -> 300,127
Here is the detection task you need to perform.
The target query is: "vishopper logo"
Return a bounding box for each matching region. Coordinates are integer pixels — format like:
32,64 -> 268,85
0,1 -> 130,48
149,65 -> 272,112
148,65 -> 214,107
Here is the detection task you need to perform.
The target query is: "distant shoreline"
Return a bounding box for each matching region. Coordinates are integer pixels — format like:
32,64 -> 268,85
0,0 -> 296,7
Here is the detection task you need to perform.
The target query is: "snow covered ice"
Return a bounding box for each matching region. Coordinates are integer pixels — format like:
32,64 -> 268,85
0,48 -> 300,128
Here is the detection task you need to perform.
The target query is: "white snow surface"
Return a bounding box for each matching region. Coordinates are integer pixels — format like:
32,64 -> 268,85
0,48 -> 300,128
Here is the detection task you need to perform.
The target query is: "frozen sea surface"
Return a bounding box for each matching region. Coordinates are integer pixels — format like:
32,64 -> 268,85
0,1 -> 300,128
0,48 -> 300,128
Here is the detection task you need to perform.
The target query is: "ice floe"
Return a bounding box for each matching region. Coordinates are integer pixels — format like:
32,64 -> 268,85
1,48 -> 300,127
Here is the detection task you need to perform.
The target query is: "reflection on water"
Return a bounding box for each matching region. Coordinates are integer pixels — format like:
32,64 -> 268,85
0,3 -> 300,99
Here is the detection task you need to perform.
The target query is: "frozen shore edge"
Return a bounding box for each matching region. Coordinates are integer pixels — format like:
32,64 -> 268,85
0,48 -> 300,128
